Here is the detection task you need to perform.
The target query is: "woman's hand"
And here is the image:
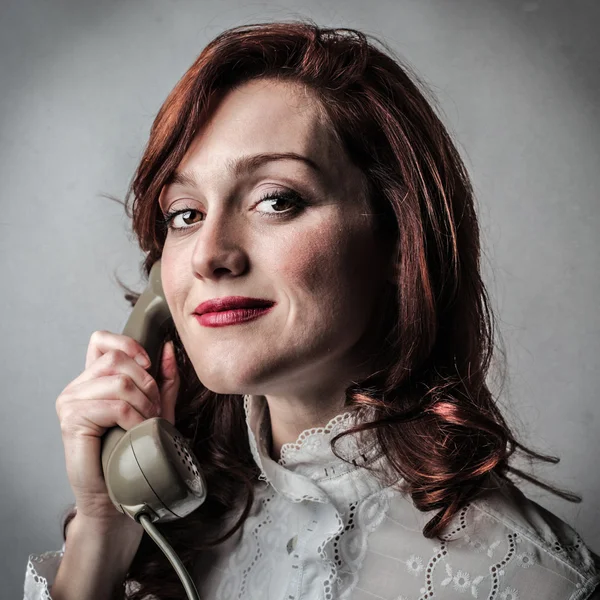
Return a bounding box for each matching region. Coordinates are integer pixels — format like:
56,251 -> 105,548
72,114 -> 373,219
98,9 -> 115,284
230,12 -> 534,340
55,330 -> 180,531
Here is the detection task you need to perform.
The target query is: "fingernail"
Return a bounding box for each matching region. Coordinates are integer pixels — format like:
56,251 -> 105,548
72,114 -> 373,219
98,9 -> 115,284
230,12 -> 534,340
135,354 -> 151,367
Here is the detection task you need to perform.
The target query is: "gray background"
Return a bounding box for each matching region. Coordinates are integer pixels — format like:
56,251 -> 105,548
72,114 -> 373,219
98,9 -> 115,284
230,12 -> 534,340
2,0 -> 599,596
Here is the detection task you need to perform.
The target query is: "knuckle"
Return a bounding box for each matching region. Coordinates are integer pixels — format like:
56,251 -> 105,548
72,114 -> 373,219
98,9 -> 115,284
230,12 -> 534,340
115,373 -> 133,392
58,380 -> 72,395
89,329 -> 107,346
55,390 -> 71,413
104,349 -> 124,370
58,407 -> 75,433
116,400 -> 131,417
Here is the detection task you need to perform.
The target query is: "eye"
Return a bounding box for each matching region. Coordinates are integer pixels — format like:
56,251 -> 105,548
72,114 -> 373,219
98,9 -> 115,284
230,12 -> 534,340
157,208 -> 202,233
157,189 -> 308,234
255,189 -> 307,215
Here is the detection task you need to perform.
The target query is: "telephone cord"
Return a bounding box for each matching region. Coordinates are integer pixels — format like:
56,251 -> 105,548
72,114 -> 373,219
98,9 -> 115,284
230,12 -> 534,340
137,513 -> 201,600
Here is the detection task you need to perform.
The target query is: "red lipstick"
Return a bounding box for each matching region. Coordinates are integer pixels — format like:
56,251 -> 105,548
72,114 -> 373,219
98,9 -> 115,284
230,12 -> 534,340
193,296 -> 275,328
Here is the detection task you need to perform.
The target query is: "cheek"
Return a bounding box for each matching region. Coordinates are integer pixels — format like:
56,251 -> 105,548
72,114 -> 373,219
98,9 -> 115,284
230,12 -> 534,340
158,249 -> 187,314
274,224 -> 374,306
159,251 -> 176,293
276,228 -> 343,294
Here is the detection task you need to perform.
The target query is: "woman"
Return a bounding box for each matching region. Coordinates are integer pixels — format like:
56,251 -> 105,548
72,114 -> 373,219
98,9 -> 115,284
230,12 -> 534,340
24,20 -> 599,600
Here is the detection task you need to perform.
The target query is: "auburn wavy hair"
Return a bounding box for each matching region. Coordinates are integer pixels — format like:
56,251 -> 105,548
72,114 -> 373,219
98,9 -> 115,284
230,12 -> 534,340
60,19 -> 580,600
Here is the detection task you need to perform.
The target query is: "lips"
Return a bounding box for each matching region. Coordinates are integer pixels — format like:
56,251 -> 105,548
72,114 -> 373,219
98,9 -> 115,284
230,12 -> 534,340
193,296 -> 274,316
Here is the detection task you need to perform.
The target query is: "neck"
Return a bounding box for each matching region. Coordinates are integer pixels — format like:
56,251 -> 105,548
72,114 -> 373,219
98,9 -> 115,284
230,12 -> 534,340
264,390 -> 348,461
257,343 -> 379,461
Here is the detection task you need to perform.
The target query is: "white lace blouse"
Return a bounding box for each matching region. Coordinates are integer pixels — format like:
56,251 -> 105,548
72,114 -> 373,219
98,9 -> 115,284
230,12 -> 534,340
24,394 -> 600,599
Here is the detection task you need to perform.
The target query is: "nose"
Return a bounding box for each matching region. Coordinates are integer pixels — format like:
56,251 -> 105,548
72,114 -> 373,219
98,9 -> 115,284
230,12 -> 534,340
190,207 -> 248,281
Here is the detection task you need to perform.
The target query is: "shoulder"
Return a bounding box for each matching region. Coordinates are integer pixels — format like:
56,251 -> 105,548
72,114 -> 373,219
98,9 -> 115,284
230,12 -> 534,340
445,472 -> 600,599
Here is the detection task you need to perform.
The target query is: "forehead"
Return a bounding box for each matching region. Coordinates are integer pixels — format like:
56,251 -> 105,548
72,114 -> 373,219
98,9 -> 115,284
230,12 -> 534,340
172,79 -> 347,184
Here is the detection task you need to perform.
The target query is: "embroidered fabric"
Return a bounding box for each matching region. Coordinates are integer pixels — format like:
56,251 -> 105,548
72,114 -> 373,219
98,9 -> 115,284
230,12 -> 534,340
278,411 -> 356,465
243,394 -> 386,501
212,394 -> 396,598
213,474 -> 397,600
208,395 -> 600,600
23,393 -> 600,600
24,548 -> 64,600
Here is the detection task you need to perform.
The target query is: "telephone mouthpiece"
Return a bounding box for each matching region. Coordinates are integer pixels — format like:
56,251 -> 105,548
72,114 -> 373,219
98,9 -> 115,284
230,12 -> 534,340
101,417 -> 207,523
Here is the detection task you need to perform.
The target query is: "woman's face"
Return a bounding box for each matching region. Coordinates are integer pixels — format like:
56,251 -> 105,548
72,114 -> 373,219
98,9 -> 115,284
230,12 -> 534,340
159,78 -> 392,398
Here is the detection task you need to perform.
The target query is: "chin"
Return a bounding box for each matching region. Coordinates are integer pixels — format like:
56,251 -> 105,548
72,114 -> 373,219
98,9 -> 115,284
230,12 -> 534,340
192,368 -> 254,395
201,382 -> 247,395
189,354 -> 268,390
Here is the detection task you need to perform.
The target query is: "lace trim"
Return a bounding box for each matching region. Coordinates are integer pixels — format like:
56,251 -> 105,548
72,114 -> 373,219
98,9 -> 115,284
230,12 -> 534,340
278,410 -> 355,466
25,550 -> 151,600
243,394 -> 386,502
25,550 -> 64,600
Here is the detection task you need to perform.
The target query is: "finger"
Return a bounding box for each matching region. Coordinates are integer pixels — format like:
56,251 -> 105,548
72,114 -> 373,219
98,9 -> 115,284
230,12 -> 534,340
66,350 -> 160,409
85,330 -> 151,371
158,341 -> 180,425
59,372 -> 161,425
59,395 -> 152,441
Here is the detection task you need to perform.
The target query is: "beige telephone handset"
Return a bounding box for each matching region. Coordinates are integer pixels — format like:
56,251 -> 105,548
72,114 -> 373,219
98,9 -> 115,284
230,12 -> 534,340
100,259 -> 204,600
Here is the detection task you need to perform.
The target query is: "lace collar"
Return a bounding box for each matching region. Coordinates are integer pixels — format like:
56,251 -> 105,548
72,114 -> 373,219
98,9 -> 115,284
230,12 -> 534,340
243,394 -> 391,505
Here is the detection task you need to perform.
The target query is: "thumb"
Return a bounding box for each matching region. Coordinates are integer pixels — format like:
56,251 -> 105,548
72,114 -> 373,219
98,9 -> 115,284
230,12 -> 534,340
157,340 -> 180,425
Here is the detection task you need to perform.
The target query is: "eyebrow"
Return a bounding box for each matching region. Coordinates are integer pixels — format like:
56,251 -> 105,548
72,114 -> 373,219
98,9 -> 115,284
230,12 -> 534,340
163,152 -> 323,188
